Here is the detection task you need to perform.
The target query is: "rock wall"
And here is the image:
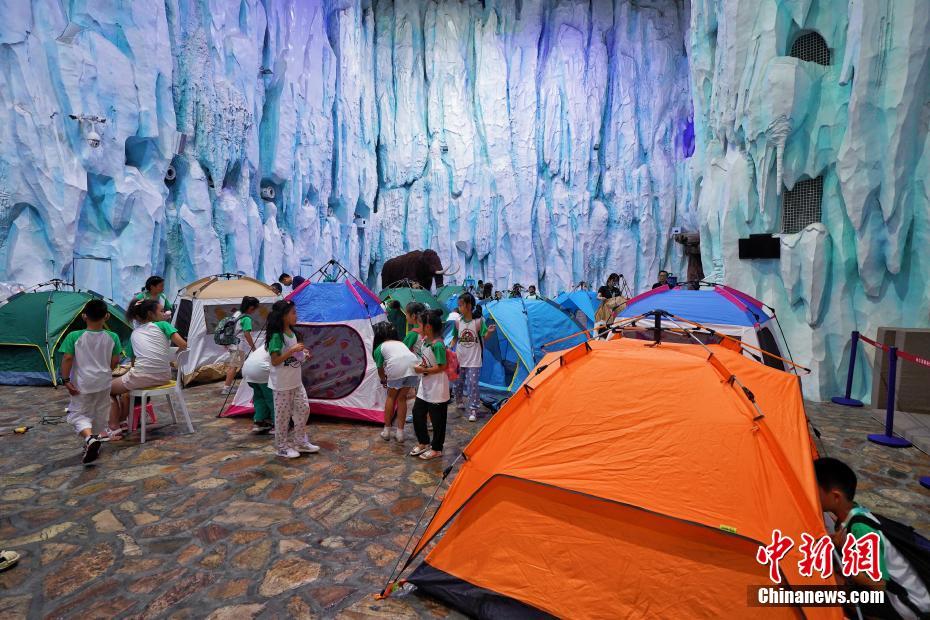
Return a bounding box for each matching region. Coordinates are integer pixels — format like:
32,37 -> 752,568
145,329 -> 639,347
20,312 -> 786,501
689,0 -> 930,397
0,0 -> 694,302
1,0 -> 927,400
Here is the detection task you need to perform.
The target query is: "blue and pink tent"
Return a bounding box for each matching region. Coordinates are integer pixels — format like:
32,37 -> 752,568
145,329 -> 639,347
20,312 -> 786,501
619,285 -> 789,370
225,279 -> 387,422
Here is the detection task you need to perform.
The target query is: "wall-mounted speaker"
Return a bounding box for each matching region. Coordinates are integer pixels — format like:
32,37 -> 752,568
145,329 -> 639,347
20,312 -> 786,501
738,234 -> 780,259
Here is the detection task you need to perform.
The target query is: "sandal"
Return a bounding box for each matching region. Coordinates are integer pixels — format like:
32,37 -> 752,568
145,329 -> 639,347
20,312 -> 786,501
0,550 -> 20,572
101,427 -> 123,442
408,445 -> 428,457
418,449 -> 442,461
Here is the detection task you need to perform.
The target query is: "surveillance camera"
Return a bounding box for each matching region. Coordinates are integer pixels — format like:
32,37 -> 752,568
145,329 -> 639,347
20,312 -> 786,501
86,130 -> 101,148
260,186 -> 275,201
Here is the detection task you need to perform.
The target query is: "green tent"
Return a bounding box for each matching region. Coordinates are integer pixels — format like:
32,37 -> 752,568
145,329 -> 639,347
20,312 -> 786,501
379,286 -> 447,326
0,290 -> 132,386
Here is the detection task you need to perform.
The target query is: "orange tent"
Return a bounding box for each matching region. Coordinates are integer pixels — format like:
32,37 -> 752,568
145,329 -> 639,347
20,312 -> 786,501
396,338 -> 840,619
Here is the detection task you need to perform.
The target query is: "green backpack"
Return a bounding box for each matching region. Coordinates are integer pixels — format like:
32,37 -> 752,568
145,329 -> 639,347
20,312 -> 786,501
213,314 -> 241,346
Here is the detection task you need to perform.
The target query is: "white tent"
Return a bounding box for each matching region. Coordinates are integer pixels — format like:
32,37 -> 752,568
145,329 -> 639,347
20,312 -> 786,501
173,275 -> 280,384
223,279 -> 386,423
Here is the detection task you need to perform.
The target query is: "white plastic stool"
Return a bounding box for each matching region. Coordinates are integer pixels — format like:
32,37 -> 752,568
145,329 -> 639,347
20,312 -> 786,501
129,380 -> 195,444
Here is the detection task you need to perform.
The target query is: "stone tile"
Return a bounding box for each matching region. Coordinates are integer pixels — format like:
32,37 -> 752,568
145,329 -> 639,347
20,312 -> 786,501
213,501 -> 292,528
92,509 -> 125,533
40,542 -> 78,566
206,578 -> 250,600
1,486 -> 35,501
43,545 -> 115,599
205,604 -> 265,620
231,539 -> 272,569
5,521 -> 75,548
307,585 -> 355,609
259,557 -> 322,597
195,523 -> 231,544
230,530 -> 265,544
0,595 -> 31,618
139,571 -> 214,619
278,538 -> 308,554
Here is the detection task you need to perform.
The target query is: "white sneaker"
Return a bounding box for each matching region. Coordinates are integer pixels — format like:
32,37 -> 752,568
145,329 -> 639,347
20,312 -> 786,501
468,414 -> 477,422
394,428 -> 404,442
380,427 -> 392,441
220,385 -> 234,395
405,413 -> 413,423
294,441 -> 320,454
276,447 -> 300,459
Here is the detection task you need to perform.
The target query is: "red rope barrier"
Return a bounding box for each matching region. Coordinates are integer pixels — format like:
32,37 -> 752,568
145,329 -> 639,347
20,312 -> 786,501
855,333 -> 930,367
897,348 -> 930,368
857,334 -> 889,352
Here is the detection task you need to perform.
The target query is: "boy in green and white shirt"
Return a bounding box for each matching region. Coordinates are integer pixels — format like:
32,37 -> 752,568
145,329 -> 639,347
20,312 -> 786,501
60,299 -> 122,464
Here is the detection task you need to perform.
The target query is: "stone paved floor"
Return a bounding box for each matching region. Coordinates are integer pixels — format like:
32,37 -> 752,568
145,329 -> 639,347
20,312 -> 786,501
1,385 -> 928,619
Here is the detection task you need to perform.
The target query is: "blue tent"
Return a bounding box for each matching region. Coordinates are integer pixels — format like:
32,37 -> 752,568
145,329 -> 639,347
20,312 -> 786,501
479,298 -> 587,393
554,290 -> 601,327
619,287 -> 772,327
288,279 -> 384,322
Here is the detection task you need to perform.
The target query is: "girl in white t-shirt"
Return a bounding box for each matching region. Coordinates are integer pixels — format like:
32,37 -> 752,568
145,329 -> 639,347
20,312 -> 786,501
409,312 -> 450,461
109,299 -> 187,440
373,322 -> 419,443
241,345 -> 273,434
266,300 -> 318,459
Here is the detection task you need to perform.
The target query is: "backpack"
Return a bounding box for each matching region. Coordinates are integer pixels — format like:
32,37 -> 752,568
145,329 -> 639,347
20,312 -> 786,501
847,512 -> 930,618
444,346 -> 460,382
213,314 -> 241,346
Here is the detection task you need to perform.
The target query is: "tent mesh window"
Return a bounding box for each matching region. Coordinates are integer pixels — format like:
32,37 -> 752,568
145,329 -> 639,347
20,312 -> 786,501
782,176 -> 823,234
295,324 -> 367,399
790,31 -> 830,65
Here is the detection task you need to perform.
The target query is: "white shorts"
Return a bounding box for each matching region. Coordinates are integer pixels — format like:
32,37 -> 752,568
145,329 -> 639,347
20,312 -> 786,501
67,390 -> 111,434
119,369 -> 172,391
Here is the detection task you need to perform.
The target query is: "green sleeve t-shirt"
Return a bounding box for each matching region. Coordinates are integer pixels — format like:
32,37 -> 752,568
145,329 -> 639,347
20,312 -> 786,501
59,329 -> 122,392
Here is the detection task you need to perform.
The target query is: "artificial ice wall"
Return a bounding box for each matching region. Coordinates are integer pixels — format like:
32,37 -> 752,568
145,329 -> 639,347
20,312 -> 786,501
690,0 -> 930,398
0,0 -> 927,399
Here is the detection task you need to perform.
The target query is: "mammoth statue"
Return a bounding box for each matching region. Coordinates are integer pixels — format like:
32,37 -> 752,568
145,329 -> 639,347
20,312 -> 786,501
380,249 -> 458,291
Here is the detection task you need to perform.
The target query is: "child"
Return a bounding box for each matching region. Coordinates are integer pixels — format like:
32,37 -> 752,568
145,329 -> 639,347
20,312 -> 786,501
409,312 -> 449,461
815,457 -> 930,617
451,293 -> 494,422
401,302 -> 427,423
241,344 -> 273,434
266,299 -> 318,458
386,300 -> 407,340
222,296 -> 259,395
59,299 -> 122,464
134,275 -> 173,318
373,322 -> 420,442
109,299 -> 187,439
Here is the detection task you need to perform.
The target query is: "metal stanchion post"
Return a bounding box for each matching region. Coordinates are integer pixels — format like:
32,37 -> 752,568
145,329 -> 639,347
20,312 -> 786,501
831,331 -> 864,407
867,347 -> 911,448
